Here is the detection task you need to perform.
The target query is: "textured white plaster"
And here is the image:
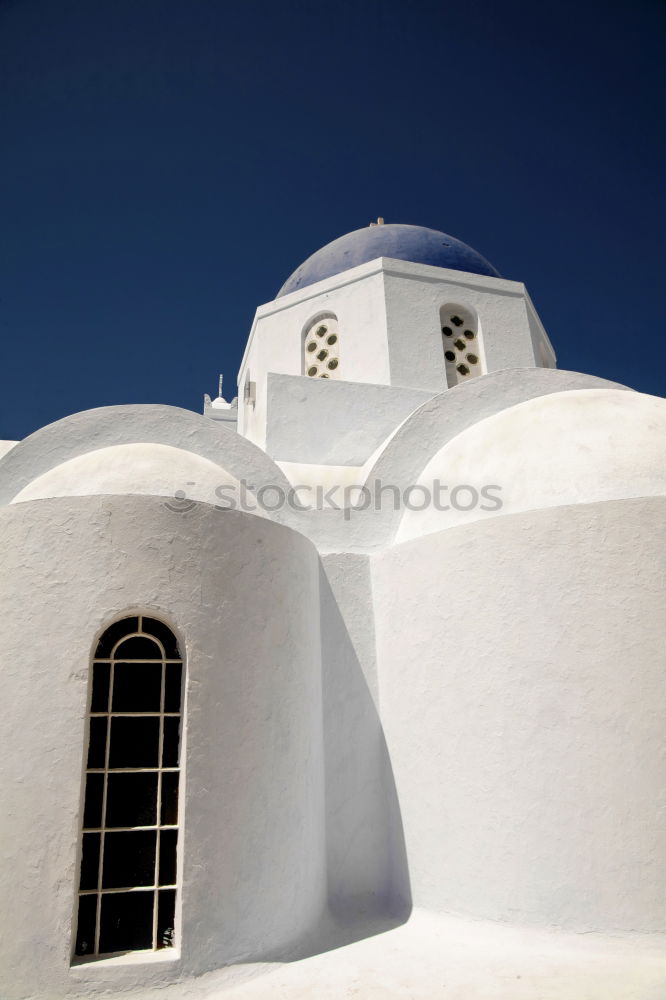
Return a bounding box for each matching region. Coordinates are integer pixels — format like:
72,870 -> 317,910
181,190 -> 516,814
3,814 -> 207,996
0,235 -> 663,1000
397,388 -> 666,540
266,372 -> 431,465
318,554 -> 407,917
382,264 -> 541,391
239,268 -> 390,449
0,497 -> 326,998
62,909 -> 666,999
373,498 -> 666,931
0,404 -> 291,507
238,257 -> 556,449
276,459 -> 367,492
366,368 -> 630,492
11,443 -> 240,505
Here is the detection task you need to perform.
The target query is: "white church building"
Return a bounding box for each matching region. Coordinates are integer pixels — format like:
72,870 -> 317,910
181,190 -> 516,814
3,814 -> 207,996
1,222 -> 665,998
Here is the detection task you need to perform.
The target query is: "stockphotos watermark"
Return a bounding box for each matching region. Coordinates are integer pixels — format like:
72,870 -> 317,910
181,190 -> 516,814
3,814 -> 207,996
165,479 -> 503,519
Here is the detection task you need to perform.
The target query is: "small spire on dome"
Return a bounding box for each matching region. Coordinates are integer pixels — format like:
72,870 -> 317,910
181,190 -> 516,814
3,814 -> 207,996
209,373 -> 232,410
369,216 -> 385,227
203,371 -> 237,420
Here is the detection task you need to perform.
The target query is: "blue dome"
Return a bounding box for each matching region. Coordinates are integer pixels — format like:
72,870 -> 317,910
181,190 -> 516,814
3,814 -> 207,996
277,223 -> 500,297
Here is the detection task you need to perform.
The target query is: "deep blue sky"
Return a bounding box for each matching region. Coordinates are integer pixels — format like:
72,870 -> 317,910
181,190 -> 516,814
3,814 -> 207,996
1,0 -> 664,440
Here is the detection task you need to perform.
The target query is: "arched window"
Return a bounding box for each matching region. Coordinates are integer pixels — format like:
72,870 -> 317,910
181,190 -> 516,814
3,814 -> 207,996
440,305 -> 482,387
303,315 -> 340,379
74,615 -> 183,959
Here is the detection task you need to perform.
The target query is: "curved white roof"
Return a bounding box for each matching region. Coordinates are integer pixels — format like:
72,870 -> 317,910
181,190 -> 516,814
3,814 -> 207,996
397,388 -> 666,542
11,442 -> 242,508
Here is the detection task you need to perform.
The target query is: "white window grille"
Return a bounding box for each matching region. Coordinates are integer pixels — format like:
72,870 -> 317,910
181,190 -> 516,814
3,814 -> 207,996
74,615 -> 183,958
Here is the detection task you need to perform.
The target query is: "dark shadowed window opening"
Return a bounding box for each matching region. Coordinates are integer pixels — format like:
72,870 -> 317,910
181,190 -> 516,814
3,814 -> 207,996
74,615 -> 183,959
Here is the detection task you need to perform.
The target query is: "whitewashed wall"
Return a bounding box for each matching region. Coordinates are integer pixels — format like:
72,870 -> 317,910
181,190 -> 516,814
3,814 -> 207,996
382,263 -> 551,391
239,267 -> 389,449
372,497 -> 666,932
237,258 -> 555,452
0,497 -> 326,998
396,388 -> 666,540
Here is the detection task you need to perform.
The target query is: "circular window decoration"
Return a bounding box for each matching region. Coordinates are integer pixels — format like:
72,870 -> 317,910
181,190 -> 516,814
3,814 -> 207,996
320,373 -> 330,378
441,305 -> 479,386
304,316 -> 340,378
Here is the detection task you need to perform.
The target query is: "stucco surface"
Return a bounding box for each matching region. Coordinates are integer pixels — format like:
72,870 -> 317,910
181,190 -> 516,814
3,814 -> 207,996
0,404 -> 291,507
264,372 -> 635,555
1,222 -> 664,1000
318,554 -> 409,917
239,269 -> 391,448
99,908 -> 666,1000
373,497 -> 666,931
11,442 -> 241,506
0,497 -> 327,998
266,373 -> 432,465
397,387 -> 666,539
238,257 -> 557,443
365,368 -> 631,540
381,267 -> 551,391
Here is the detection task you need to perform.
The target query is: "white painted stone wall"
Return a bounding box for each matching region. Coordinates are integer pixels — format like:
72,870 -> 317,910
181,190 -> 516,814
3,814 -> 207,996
0,497 -> 326,998
238,267 -> 389,449
318,554 -> 409,917
237,258 -> 554,453
11,442 -> 240,506
382,262 -> 552,391
265,373 -> 431,466
397,388 -> 666,540
0,239 -> 663,1000
0,405 -> 292,508
372,497 -> 666,931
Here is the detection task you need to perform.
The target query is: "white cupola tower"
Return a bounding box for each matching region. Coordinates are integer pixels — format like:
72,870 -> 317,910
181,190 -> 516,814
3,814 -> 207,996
237,222 -> 555,452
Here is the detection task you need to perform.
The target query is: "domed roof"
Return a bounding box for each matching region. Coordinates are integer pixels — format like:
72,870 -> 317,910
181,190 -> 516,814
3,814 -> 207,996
10,443 -> 241,505
396,389 -> 666,543
277,222 -> 500,297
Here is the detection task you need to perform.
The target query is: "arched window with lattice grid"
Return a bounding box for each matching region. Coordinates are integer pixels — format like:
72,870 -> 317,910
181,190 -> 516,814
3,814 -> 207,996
74,615 -> 183,959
